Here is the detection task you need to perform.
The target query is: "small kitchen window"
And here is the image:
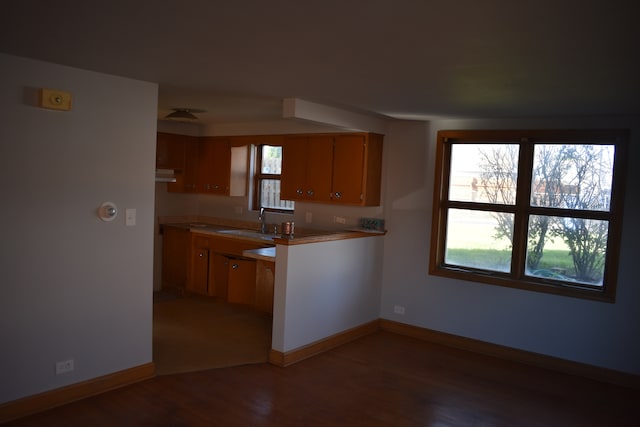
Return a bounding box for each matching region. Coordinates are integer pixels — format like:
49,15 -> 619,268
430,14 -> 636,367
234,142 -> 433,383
430,129 -> 628,302
253,144 -> 294,212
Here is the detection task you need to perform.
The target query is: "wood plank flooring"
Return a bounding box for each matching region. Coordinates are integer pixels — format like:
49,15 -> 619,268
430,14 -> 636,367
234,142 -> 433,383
6,331 -> 639,426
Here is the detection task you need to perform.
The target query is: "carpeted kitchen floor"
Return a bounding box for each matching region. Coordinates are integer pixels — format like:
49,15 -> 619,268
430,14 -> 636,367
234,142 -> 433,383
152,292 -> 272,375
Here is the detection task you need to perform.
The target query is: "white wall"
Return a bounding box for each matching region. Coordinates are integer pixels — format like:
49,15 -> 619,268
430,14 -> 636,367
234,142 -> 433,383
272,236 -> 384,352
380,117 -> 640,375
0,54 -> 158,403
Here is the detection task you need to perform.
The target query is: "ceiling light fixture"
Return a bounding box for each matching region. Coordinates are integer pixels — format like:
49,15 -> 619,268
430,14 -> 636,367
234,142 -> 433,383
165,108 -> 205,120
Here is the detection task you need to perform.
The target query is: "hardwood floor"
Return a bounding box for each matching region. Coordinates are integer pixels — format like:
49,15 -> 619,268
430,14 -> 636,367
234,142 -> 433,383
6,331 -> 639,426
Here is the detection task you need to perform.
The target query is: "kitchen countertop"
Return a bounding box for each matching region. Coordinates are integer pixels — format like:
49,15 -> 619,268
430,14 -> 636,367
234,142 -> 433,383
158,216 -> 386,247
159,216 -> 386,265
242,247 -> 276,261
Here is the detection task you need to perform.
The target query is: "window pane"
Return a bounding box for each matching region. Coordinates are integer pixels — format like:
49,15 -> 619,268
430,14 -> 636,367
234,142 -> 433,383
531,144 -> 614,211
260,179 -> 294,210
444,208 -> 513,273
450,144 -> 519,204
525,215 -> 608,286
261,145 -> 282,174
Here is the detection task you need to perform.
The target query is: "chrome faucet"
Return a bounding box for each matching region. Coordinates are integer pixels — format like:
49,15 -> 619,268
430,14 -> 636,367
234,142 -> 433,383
258,207 -> 268,234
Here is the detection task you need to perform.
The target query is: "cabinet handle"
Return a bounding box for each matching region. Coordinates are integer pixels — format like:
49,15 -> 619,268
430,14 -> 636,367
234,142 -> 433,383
296,188 -> 303,196
306,189 -> 314,196
231,263 -> 239,270
334,191 -> 342,199
199,252 -> 205,257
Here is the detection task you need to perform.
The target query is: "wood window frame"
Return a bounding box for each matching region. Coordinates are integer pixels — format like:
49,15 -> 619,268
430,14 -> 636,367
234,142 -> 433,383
253,144 -> 292,213
429,129 -> 629,302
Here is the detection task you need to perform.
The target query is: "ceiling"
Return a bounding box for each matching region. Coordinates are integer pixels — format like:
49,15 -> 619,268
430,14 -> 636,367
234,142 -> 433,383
2,1 -> 639,125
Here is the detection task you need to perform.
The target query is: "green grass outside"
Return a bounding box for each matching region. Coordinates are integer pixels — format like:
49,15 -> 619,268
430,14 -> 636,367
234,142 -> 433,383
446,248 -> 577,275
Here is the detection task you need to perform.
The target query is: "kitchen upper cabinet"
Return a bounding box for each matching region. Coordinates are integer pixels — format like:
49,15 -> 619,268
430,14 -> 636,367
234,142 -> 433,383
158,134 -> 247,195
156,132 -> 186,169
196,137 -> 248,196
167,136 -> 198,193
158,132 -> 381,203
281,133 -> 383,206
331,133 -> 383,205
197,137 -> 231,194
281,135 -> 333,203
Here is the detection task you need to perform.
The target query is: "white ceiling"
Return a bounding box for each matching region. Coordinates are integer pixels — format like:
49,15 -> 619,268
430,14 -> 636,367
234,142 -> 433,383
2,1 -> 639,125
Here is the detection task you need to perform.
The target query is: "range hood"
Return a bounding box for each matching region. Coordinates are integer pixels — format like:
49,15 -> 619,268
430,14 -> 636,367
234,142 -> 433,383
155,168 -> 177,183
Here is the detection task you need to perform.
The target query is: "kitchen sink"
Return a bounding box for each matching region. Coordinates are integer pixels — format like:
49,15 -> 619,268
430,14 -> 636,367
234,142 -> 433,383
216,229 -> 275,241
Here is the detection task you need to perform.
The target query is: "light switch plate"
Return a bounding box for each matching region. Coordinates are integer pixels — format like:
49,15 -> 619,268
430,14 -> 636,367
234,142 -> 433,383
125,208 -> 136,226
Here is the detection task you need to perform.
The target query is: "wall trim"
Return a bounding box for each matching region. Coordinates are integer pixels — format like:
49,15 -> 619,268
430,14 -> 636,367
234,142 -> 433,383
0,362 -> 155,423
379,319 -> 640,390
270,318 -> 639,389
269,320 -> 380,367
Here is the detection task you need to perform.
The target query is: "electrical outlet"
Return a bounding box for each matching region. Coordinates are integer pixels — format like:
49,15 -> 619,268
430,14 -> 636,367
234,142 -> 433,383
55,359 -> 74,375
305,212 -> 312,223
333,216 -> 346,224
393,305 -> 405,315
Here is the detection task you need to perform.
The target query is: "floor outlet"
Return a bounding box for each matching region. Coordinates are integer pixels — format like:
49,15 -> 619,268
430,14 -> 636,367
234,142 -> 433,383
394,305 -> 405,315
56,359 -> 74,375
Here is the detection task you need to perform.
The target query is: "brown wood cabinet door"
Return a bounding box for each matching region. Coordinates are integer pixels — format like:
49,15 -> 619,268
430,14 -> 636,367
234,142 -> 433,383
187,234 -> 210,295
255,260 -> 275,314
156,133 -> 185,169
161,226 -> 189,292
167,136 -> 198,193
331,135 -> 366,204
210,253 -> 229,299
281,135 -> 333,202
197,138 -> 231,194
305,136 -> 333,202
189,246 -> 210,296
281,136 -> 307,201
360,133 -> 384,206
227,258 -> 257,305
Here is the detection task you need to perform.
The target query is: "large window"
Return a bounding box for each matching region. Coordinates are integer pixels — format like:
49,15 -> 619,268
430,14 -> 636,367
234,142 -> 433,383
430,130 -> 628,302
254,145 -> 294,212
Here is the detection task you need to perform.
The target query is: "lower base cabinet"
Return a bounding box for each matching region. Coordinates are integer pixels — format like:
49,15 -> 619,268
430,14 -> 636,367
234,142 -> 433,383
161,226 -> 190,293
211,253 -> 229,299
255,260 -> 275,314
164,228 -> 275,311
187,236 -> 211,296
227,257 -> 257,305
186,234 -> 271,309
